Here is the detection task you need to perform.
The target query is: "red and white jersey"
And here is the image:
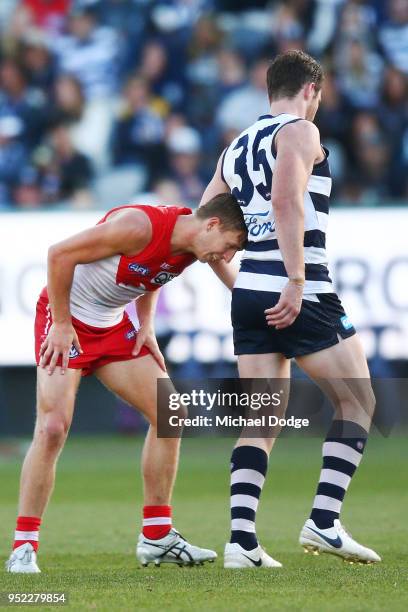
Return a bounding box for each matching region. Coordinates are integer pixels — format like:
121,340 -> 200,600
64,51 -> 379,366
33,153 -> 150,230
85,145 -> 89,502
42,204 -> 195,327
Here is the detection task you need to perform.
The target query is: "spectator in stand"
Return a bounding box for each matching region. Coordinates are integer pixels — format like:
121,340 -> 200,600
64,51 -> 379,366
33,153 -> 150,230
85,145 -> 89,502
342,112 -> 391,204
378,66 -> 408,197
379,0 -> 408,74
336,38 -> 383,110
112,75 -> 166,187
37,121 -> 94,207
139,40 -> 187,114
13,163 -> 42,208
18,29 -> 56,95
0,57 -> 48,149
166,125 -> 206,207
0,115 -> 27,206
53,3 -> 119,100
52,73 -> 111,170
216,57 -> 270,136
215,48 -> 247,101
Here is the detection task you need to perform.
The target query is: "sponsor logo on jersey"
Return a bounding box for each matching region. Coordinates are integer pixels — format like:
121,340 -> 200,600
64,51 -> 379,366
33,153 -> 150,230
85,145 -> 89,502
243,211 -> 275,238
152,271 -> 177,285
160,262 -> 173,270
128,263 -> 150,276
69,346 -> 80,359
340,315 -> 353,330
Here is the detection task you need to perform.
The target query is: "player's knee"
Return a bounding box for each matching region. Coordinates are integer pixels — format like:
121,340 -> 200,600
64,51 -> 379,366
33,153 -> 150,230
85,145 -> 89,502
37,415 -> 69,450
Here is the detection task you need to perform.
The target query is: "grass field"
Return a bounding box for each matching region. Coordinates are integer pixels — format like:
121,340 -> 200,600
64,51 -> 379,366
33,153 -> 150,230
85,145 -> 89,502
1,434 -> 407,611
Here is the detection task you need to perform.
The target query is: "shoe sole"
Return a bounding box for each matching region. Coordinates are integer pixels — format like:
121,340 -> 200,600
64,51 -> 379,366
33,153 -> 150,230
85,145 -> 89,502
300,536 -> 379,564
138,557 -> 215,568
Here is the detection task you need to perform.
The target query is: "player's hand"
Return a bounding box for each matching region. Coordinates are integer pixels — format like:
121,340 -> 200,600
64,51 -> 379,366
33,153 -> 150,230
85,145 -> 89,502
264,280 -> 304,329
132,323 -> 166,372
39,322 -> 83,376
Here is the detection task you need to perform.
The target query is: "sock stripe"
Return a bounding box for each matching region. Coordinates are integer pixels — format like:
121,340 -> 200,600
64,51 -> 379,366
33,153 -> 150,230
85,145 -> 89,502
231,468 -> 265,488
231,506 -> 256,522
320,468 -> 352,490
323,456 -> 357,477
231,518 -> 256,533
230,446 -> 268,551
230,494 -> 259,511
316,482 -> 346,501
311,421 -> 368,529
312,495 -> 342,513
142,517 -> 172,526
15,531 -> 39,541
231,446 -> 268,475
231,483 -> 261,498
323,441 -> 363,466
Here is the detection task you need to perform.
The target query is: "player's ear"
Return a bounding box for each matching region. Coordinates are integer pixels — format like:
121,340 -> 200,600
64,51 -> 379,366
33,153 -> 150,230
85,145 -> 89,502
206,217 -> 221,231
304,82 -> 315,100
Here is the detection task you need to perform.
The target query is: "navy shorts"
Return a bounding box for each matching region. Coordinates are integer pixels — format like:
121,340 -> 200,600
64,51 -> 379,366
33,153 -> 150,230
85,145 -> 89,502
231,289 -> 356,359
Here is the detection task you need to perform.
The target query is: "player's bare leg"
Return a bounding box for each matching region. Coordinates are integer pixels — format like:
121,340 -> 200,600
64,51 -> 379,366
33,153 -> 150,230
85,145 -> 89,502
296,335 -> 380,563
95,355 -> 179,505
95,354 -> 217,566
224,353 -> 290,569
6,367 -> 81,573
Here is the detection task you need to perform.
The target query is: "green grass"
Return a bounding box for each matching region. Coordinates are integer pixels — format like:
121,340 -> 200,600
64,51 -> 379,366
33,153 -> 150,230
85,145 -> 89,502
0,435 -> 407,611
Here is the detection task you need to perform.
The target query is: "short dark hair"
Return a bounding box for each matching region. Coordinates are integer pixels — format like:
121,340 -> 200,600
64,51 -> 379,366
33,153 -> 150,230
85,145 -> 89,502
196,193 -> 247,237
266,50 -> 324,101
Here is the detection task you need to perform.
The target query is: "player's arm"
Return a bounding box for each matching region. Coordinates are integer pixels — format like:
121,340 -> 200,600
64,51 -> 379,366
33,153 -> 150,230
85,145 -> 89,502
265,120 -> 321,329
133,291 -> 166,372
41,210 -> 152,375
199,152 -> 238,291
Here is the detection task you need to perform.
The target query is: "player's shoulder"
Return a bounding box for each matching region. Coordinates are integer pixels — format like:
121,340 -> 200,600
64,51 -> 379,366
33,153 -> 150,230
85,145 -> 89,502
107,206 -> 153,239
279,119 -> 320,142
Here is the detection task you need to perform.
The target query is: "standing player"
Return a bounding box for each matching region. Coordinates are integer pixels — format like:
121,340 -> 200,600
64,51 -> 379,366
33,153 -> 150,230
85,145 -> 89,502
6,194 -> 247,573
200,51 -> 381,568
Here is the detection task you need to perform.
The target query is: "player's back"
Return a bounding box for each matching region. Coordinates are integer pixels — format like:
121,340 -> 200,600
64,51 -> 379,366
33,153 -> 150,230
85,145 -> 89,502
222,113 -> 333,296
40,204 -> 195,328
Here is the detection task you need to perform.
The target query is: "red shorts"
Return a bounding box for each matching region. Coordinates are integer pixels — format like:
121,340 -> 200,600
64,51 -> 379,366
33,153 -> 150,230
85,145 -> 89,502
34,291 -> 151,377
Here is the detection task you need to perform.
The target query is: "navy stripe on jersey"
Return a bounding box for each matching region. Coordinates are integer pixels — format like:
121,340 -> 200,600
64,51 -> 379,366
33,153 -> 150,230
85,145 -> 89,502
309,192 -> 329,214
240,260 -> 332,283
245,229 -> 326,252
220,147 -> 228,183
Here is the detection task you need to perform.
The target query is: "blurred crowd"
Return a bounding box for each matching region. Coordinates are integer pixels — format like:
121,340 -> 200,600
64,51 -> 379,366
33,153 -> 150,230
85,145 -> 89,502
0,0 -> 407,210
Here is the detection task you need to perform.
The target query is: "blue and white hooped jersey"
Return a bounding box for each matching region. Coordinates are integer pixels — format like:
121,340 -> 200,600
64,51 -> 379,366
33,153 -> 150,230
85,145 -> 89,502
222,113 -> 333,295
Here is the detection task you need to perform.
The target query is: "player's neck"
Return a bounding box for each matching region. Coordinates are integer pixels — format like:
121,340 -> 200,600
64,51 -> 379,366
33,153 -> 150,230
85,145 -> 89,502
269,99 -> 306,119
170,215 -> 197,256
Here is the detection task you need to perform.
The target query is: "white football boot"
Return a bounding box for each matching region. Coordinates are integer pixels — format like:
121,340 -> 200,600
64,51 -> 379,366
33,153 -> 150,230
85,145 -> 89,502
299,518 -> 381,564
224,542 -> 282,568
5,543 -> 41,573
137,528 -> 217,567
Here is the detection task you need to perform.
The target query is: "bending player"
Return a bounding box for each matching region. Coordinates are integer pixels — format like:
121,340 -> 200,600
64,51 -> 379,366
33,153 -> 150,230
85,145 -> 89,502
6,194 -> 247,573
200,51 -> 380,568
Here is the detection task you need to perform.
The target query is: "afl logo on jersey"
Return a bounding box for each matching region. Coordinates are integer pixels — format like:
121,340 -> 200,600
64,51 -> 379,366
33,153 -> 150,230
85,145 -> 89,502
128,263 -> 150,276
152,271 -> 177,285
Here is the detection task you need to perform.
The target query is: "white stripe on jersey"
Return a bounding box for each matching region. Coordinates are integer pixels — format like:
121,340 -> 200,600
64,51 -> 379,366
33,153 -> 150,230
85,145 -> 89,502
70,255 -> 145,327
235,271 -> 333,295
316,211 -> 329,233
242,245 -> 328,265
307,174 -> 332,196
